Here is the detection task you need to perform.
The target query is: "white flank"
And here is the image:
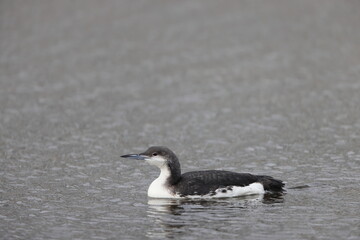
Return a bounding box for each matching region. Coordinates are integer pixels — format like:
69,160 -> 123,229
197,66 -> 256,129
181,182 -> 265,199
213,182 -> 265,198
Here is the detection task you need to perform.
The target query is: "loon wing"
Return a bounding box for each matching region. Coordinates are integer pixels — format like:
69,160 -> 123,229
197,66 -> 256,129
175,170 -> 284,196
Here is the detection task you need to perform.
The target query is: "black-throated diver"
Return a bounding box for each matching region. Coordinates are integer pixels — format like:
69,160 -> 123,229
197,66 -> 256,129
121,146 -> 285,198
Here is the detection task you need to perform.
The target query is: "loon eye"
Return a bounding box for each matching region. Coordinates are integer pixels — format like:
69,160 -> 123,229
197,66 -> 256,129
152,152 -> 158,156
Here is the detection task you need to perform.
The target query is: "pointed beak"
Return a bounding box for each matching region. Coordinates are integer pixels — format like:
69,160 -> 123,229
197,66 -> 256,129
121,154 -> 147,160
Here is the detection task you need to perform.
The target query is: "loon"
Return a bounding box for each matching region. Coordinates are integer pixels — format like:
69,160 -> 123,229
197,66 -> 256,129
121,146 -> 285,199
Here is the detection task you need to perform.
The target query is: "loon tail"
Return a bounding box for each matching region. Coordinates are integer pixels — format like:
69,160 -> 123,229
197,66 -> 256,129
257,175 -> 285,192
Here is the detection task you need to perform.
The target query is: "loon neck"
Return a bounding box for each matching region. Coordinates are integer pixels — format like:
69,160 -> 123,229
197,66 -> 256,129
148,165 -> 178,198
158,162 -> 181,186
167,159 -> 181,185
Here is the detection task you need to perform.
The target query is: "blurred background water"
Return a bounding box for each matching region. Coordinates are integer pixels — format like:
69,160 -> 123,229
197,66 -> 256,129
1,0 -> 359,239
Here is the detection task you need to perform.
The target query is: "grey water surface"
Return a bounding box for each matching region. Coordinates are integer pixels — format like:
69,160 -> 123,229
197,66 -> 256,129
1,0 -> 360,239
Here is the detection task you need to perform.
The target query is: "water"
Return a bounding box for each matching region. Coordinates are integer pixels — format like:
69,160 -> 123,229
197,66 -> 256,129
1,0 -> 360,239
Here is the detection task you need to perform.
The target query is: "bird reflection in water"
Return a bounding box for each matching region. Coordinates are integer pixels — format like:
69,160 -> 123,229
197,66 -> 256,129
146,193 -> 285,238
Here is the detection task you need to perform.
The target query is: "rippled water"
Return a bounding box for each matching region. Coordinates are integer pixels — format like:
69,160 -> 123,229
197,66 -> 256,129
1,0 -> 360,239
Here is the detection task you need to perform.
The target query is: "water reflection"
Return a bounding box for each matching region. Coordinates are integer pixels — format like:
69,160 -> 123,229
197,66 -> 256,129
146,193 -> 284,238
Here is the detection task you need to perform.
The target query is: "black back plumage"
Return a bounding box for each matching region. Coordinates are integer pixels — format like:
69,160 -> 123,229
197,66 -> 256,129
173,170 -> 284,197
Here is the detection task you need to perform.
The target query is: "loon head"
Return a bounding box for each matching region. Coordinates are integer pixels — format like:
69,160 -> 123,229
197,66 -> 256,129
121,146 -> 181,184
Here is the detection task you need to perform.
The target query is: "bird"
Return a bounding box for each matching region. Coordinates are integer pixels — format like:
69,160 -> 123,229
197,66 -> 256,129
121,146 -> 285,199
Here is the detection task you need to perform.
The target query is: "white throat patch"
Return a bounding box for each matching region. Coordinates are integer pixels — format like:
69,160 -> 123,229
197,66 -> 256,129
146,155 -> 167,168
